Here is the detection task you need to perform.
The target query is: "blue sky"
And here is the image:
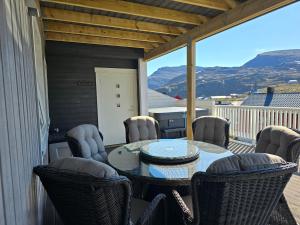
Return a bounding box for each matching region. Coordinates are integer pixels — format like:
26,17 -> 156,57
147,2 -> 300,76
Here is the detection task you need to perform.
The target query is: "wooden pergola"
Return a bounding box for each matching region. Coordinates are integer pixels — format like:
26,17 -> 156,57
39,0 -> 297,139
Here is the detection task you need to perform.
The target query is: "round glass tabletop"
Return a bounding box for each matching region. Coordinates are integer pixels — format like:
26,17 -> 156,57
139,139 -> 200,164
108,139 -> 233,186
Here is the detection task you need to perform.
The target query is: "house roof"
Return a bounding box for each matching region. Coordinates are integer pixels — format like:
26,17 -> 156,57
241,93 -> 300,108
148,89 -> 178,108
38,0 -> 297,61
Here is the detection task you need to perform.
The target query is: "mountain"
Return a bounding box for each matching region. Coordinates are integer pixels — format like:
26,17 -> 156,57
148,49 -> 300,98
148,65 -> 203,89
243,49 -> 300,68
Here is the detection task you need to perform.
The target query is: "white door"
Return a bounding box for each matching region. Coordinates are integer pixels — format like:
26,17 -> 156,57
95,68 -> 138,145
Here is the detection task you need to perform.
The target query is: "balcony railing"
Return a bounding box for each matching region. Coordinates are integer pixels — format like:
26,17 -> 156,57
213,105 -> 300,142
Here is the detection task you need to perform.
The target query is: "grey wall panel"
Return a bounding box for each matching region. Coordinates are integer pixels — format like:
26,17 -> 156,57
46,42 -> 143,135
0,1 -> 21,224
0,1 -> 47,225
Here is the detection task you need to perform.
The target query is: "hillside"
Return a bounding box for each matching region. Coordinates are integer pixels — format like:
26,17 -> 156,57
148,65 -> 202,89
148,49 -> 300,98
258,84 -> 300,93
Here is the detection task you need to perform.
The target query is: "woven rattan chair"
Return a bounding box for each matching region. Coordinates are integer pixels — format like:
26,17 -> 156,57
34,158 -> 167,225
66,124 -> 107,162
256,126 -> 300,163
172,153 -> 297,225
124,116 -> 160,143
192,116 -> 230,148
256,126 -> 300,225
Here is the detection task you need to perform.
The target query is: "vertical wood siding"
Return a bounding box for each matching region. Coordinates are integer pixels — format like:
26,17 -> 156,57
0,1 -> 47,225
46,42 -> 143,135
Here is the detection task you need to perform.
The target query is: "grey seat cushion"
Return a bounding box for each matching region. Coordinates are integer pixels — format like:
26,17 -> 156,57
124,116 -> 158,143
193,116 -> 229,147
256,126 -> 300,162
206,153 -> 286,174
67,124 -> 107,162
50,157 -> 118,178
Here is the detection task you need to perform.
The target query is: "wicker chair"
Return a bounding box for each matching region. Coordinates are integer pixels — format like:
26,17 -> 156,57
172,153 -> 297,225
124,116 -> 160,143
256,126 -> 300,163
192,116 -> 230,148
34,158 -> 167,225
66,124 -> 107,162
256,126 -> 300,225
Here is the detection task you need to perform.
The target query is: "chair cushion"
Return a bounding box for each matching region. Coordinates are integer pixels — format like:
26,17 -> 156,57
67,124 -> 107,162
125,116 -> 158,143
193,116 -> 228,147
256,126 -> 300,161
50,157 -> 118,178
206,153 -> 286,174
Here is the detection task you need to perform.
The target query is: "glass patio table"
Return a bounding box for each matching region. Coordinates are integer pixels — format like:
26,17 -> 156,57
108,139 -> 233,186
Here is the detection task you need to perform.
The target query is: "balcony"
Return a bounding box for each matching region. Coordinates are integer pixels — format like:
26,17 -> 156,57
213,104 -> 300,222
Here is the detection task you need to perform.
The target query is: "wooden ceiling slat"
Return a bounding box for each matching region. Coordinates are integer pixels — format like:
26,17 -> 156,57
171,0 -> 230,11
42,8 -> 187,36
44,21 -> 171,43
41,0 -> 208,25
45,31 -> 158,49
144,0 -> 296,61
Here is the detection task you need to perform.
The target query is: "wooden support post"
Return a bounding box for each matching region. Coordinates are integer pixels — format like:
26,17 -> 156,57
138,58 -> 148,116
186,38 -> 196,140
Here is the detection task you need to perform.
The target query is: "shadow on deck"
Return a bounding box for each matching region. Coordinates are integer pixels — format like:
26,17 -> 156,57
229,139 -> 300,224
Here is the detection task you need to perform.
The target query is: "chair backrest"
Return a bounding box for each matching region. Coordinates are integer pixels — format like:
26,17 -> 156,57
256,125 -> 300,162
192,116 -> 229,148
124,116 -> 160,143
66,124 -> 107,162
190,153 -> 297,225
34,157 -> 131,225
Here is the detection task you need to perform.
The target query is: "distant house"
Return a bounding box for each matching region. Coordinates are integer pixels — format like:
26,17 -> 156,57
230,93 -> 243,98
209,96 -> 232,99
288,80 -> 298,84
242,88 -> 300,107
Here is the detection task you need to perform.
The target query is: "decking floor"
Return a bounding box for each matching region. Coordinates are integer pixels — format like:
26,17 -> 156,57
229,140 -> 300,224
285,174 -> 300,223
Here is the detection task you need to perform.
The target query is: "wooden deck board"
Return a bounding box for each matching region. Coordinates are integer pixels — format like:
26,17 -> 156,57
228,139 -> 300,224
285,174 -> 300,223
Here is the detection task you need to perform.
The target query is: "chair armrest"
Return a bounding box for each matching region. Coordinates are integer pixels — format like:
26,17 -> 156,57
172,190 -> 193,224
135,194 -> 167,225
288,138 -> 300,163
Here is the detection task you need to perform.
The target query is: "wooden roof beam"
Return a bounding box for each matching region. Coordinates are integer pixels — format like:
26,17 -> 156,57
45,31 -> 158,50
44,21 -> 172,43
224,0 -> 240,9
144,0 -> 296,61
41,0 -> 208,25
42,7 -> 187,36
171,0 -> 230,11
